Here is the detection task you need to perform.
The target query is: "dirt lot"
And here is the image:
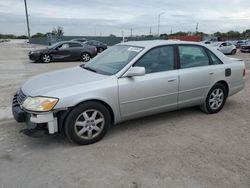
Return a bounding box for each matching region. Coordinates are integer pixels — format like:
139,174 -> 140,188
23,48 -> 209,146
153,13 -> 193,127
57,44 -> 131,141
0,41 -> 250,188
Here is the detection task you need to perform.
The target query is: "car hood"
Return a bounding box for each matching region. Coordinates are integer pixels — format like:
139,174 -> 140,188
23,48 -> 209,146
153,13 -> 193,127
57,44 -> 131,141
29,48 -> 50,54
22,66 -> 108,96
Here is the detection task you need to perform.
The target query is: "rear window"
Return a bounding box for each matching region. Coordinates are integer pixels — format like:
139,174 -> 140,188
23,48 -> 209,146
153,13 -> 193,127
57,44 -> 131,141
178,45 -> 210,69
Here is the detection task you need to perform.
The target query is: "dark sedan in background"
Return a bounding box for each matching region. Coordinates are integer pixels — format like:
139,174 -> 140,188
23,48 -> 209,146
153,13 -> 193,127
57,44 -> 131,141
240,43 -> 250,53
84,40 -> 107,52
71,38 -> 87,43
29,41 -> 97,63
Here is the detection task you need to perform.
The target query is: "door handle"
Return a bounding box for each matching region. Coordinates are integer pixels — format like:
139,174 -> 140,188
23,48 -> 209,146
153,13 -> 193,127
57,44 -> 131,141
209,72 -> 214,75
168,78 -> 176,82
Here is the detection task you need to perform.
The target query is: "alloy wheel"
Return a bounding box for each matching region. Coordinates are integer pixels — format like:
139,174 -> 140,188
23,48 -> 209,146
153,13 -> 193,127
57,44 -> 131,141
208,88 -> 224,110
82,53 -> 90,62
42,54 -> 51,63
74,109 -> 105,140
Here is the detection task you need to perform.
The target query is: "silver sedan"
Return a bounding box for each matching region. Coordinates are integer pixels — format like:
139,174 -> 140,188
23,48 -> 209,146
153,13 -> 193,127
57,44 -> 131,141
12,40 -> 246,145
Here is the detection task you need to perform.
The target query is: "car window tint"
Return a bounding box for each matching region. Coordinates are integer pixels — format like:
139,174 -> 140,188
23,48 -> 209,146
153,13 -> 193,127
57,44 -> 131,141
135,46 -> 174,74
69,43 -> 81,47
207,50 -> 222,65
179,46 -> 209,68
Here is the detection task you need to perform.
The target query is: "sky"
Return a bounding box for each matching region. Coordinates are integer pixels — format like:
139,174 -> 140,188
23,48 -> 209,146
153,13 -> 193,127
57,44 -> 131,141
0,0 -> 250,36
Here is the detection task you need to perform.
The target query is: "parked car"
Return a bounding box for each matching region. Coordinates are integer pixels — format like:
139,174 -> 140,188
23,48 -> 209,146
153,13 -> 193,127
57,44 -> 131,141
202,41 -> 214,44
211,42 -> 237,55
71,38 -> 87,43
13,40 -> 246,145
84,40 -> 107,52
29,41 -> 97,63
240,43 -> 250,53
235,40 -> 248,48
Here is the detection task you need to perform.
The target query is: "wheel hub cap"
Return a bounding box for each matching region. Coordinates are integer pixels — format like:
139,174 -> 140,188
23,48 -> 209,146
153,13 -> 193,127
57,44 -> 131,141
209,88 -> 224,110
74,109 -> 105,139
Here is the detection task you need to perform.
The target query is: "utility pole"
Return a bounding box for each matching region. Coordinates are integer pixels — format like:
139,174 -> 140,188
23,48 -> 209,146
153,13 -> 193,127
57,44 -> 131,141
196,23 -> 199,33
121,30 -> 124,42
157,12 -> 165,36
149,26 -> 152,35
24,0 -> 31,42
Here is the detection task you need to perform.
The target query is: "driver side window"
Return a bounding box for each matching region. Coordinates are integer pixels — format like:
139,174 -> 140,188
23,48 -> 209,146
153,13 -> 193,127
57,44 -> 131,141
58,43 -> 69,49
135,46 -> 174,74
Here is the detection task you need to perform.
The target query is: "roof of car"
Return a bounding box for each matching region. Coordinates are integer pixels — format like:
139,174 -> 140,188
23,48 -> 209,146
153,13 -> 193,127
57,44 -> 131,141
116,40 -> 232,63
117,40 -> 207,49
59,41 -> 83,44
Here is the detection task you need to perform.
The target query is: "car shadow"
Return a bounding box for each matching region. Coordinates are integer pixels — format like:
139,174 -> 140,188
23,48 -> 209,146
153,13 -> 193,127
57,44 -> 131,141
108,107 -> 202,138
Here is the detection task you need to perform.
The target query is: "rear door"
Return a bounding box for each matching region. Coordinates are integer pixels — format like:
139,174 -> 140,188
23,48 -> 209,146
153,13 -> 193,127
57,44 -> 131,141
177,45 -> 215,108
68,42 -> 83,60
118,45 -> 179,119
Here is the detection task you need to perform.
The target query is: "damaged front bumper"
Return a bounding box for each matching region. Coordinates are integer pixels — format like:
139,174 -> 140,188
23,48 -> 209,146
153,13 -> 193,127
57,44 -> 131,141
12,91 -> 59,134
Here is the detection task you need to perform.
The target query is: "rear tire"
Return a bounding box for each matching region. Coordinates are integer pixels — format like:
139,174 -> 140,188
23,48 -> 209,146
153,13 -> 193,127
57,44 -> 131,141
231,49 -> 236,55
98,48 -> 104,53
64,101 -> 111,145
81,52 -> 91,62
200,83 -> 227,114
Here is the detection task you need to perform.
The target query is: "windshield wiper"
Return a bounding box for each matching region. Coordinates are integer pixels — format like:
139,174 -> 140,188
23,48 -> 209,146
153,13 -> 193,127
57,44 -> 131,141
80,65 -> 97,73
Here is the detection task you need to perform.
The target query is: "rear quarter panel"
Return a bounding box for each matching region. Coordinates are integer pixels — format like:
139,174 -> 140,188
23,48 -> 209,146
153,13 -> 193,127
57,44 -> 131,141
211,60 -> 245,97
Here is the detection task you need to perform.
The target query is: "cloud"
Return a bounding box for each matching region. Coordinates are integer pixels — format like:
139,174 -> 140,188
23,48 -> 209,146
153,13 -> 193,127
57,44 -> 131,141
0,0 -> 250,36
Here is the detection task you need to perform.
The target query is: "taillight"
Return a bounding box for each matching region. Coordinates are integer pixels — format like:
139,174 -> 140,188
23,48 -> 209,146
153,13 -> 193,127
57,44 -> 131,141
243,69 -> 246,77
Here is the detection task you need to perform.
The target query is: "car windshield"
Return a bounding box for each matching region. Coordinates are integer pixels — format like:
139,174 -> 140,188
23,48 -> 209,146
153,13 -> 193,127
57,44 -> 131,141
82,45 -> 143,75
48,42 -> 62,49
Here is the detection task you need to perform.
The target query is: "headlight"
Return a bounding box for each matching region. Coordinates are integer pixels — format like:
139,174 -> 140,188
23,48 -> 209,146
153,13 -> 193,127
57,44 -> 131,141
30,51 -> 40,54
22,97 -> 59,112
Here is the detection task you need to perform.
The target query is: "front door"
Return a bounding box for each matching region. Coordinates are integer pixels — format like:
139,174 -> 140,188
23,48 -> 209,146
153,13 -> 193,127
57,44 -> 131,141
118,45 -> 179,119
51,43 -> 71,61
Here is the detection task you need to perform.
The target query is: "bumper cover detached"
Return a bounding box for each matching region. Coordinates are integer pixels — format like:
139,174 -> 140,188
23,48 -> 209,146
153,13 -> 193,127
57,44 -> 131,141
12,92 -> 59,134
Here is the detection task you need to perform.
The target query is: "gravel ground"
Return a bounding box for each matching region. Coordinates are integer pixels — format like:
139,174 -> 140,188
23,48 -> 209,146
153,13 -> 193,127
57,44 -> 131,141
0,41 -> 250,188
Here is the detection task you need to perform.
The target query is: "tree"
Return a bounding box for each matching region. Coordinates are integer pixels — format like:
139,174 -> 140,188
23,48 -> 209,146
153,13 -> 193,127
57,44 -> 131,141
16,35 -> 28,39
52,26 -> 64,38
159,33 -> 168,38
31,32 -> 45,38
242,29 -> 250,38
109,34 -> 116,37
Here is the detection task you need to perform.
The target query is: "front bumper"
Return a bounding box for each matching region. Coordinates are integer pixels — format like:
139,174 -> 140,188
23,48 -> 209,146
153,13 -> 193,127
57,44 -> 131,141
28,53 -> 40,61
240,48 -> 250,53
12,92 -> 59,134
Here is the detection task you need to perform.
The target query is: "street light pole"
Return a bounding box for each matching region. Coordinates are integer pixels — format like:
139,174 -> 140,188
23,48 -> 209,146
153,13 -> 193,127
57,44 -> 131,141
24,0 -> 31,42
157,12 -> 165,36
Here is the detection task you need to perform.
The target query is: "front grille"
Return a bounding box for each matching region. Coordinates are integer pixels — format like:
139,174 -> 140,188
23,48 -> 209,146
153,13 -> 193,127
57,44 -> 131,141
242,46 -> 250,49
13,89 -> 27,107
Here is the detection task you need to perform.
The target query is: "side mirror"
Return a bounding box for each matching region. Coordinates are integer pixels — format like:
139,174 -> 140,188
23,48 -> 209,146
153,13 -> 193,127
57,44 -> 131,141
123,66 -> 145,77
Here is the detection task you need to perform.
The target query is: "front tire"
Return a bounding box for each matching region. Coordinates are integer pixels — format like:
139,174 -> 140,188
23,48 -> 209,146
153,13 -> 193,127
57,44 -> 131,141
200,83 -> 227,114
64,102 -> 111,145
40,54 -> 51,63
